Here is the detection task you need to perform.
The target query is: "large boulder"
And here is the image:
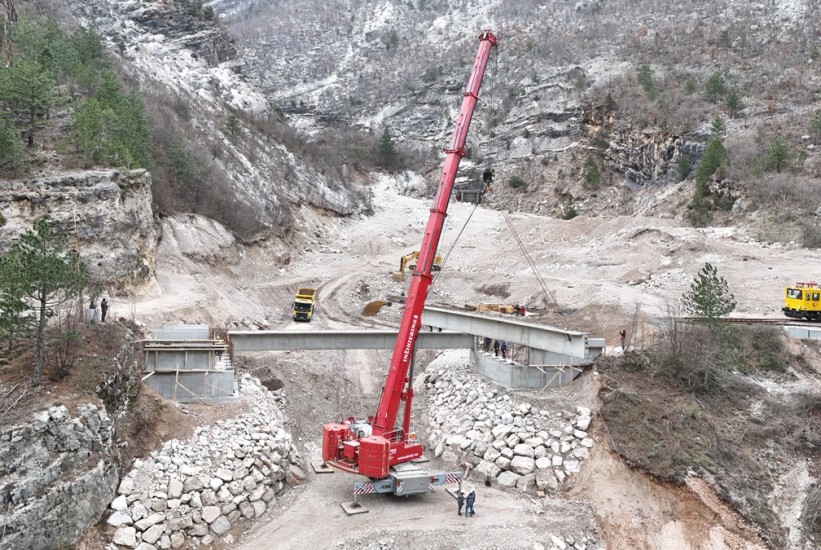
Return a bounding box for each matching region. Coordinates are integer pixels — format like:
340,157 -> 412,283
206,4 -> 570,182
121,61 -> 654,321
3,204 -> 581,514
510,456 -> 536,475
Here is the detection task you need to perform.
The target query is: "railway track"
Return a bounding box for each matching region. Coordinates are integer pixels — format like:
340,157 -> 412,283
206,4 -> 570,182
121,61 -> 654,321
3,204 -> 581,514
682,317 -> 820,328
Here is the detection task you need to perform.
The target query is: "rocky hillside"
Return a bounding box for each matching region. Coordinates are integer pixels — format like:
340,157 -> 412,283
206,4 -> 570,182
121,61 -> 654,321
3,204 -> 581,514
60,0 -> 371,241
0,170 -> 157,289
216,0 -> 820,225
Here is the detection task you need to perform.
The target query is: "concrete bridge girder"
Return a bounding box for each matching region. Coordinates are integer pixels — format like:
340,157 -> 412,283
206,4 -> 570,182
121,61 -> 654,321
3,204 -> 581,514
228,330 -> 474,353
229,307 -> 599,363
421,306 -> 588,358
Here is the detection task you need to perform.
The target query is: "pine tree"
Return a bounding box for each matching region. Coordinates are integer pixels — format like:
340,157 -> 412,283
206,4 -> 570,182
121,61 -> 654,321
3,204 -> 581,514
808,110 -> 821,145
226,112 -> 240,142
0,58 -> 55,146
637,63 -> 656,100
582,155 -> 600,188
0,255 -> 32,352
376,127 -> 398,168
695,138 -> 726,188
0,117 -> 24,172
710,116 -> 725,137
681,263 -> 736,322
113,91 -> 152,168
72,97 -> 104,159
705,71 -> 727,103
725,88 -> 743,118
1,218 -> 89,385
766,134 -> 791,173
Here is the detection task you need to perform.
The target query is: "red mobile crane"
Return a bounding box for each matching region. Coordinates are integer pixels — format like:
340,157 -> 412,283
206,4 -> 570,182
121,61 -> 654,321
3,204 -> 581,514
322,30 -> 498,500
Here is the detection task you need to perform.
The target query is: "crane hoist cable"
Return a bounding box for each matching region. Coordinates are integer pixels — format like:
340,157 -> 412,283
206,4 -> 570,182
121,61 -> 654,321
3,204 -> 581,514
430,200 -> 480,287
503,213 -> 560,310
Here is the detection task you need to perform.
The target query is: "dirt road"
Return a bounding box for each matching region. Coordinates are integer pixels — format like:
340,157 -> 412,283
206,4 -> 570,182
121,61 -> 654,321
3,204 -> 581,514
238,455 -> 593,550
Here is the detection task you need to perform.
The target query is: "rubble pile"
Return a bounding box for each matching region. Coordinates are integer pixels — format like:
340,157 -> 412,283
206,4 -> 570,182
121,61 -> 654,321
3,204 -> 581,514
424,360 -> 594,495
107,375 -> 302,549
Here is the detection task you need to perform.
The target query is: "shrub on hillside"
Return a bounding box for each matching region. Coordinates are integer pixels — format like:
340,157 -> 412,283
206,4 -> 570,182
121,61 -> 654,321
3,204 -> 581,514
599,319 -> 806,546
507,175 -> 527,189
801,222 -> 821,249
745,173 -> 819,216
561,204 -> 577,220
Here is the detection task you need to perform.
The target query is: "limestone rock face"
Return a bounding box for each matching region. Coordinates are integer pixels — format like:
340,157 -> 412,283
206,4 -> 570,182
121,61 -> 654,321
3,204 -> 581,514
0,169 -> 157,291
0,404 -> 119,549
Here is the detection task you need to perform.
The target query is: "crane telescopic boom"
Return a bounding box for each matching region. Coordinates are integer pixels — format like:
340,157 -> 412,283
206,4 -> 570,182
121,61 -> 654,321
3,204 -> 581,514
322,30 -> 498,482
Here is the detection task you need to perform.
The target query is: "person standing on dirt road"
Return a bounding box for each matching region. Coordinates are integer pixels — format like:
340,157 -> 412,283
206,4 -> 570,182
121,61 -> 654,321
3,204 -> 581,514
456,489 -> 465,515
619,328 -> 627,351
465,488 -> 476,517
101,298 -> 109,322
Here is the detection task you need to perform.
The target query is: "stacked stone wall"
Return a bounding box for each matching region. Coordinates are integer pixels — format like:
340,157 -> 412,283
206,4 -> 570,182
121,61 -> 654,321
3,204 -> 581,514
106,375 -> 301,549
424,359 -> 593,495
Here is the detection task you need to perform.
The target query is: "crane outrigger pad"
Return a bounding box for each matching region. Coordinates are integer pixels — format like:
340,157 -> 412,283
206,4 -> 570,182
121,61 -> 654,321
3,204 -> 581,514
311,461 -> 335,474
340,501 -> 369,515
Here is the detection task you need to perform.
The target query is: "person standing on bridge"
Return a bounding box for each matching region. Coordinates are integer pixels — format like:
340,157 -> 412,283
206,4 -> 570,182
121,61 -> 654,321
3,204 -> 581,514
501,340 -> 508,359
493,340 -> 500,357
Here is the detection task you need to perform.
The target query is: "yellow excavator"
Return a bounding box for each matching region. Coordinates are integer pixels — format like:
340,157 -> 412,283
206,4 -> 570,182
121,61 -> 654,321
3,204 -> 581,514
474,304 -> 518,314
391,250 -> 443,282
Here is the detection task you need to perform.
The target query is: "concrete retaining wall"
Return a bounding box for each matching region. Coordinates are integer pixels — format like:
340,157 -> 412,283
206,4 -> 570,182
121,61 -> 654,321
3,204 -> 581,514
471,351 -> 581,390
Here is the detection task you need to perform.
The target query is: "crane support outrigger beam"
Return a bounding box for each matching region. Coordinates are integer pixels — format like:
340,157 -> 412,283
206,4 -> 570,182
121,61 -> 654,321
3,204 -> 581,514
322,30 -> 498,492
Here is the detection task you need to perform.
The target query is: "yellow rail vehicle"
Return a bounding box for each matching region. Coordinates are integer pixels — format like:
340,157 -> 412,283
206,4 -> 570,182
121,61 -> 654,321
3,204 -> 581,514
783,282 -> 821,321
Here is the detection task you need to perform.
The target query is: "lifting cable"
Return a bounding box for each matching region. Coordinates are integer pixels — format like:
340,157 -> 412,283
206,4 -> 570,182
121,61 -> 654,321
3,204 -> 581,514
431,200 -> 479,287
503,213 -> 559,310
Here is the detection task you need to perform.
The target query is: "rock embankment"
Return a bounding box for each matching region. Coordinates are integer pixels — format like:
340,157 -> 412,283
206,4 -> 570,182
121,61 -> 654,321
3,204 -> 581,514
424,358 -> 593,495
0,404 -> 119,549
107,375 -> 302,549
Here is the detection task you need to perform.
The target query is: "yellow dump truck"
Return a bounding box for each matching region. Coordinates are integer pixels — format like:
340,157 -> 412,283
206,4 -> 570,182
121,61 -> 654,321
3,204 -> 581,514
293,287 -> 317,321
